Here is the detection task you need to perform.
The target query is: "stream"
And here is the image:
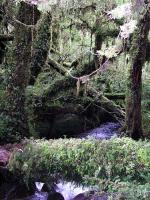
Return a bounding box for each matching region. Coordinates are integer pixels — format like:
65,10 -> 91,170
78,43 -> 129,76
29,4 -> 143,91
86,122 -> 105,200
77,122 -> 120,139
26,182 -> 91,200
2,122 -> 120,200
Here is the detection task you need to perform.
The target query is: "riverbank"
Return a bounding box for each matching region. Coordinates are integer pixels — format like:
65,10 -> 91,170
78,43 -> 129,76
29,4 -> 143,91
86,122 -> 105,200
6,138 -> 150,200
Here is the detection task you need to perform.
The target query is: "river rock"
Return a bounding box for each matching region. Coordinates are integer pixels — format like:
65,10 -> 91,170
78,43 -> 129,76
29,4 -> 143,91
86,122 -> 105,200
73,193 -> 91,200
0,143 -> 24,167
0,149 -> 10,166
0,147 -> 12,186
73,192 -> 108,200
47,191 -> 65,200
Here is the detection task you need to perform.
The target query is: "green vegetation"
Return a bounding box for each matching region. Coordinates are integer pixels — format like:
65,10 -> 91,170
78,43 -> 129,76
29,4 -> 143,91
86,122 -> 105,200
0,0 -> 149,141
0,1 -> 149,199
9,138 -> 150,199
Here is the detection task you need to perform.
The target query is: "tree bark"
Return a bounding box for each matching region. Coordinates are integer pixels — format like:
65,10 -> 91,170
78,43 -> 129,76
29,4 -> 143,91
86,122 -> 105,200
126,8 -> 150,140
94,16 -> 103,69
6,2 -> 40,140
29,13 -> 52,85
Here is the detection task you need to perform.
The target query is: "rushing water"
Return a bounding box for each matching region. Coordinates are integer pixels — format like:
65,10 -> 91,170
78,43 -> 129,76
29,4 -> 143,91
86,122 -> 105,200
24,181 -> 97,200
25,192 -> 48,200
21,182 -> 90,200
78,122 -> 120,139
35,182 -> 45,192
55,182 -> 90,200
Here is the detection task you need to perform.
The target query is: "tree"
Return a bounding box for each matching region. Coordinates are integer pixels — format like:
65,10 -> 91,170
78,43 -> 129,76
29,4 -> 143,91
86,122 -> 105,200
29,12 -> 52,85
126,3 -> 150,139
4,1 -> 40,140
1,0 -> 149,142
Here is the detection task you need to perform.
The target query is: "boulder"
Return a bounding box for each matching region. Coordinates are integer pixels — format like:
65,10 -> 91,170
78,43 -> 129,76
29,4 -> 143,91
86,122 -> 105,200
51,113 -> 83,138
36,119 -> 52,139
73,193 -> 90,200
0,149 -> 10,166
0,183 -> 35,200
73,192 -> 108,200
27,69 -> 124,139
28,94 -> 121,139
47,191 -> 65,200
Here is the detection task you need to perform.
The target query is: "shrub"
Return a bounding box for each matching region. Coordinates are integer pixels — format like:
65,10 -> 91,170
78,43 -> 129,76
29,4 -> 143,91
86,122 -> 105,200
9,138 -> 150,191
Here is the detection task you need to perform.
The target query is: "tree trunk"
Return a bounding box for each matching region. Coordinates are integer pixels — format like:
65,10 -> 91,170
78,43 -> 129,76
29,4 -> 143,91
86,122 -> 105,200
94,16 -> 103,69
29,13 -> 52,85
126,8 -> 150,140
6,2 -> 40,140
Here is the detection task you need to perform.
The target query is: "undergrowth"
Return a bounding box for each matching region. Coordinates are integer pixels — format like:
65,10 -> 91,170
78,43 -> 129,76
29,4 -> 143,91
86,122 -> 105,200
8,138 -> 150,199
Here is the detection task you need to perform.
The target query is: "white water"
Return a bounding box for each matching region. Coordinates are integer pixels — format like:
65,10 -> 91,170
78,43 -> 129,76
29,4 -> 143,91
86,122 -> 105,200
26,192 -> 48,200
79,122 -> 120,139
55,181 -> 90,200
26,181 -> 91,200
27,182 -> 90,200
35,182 -> 44,192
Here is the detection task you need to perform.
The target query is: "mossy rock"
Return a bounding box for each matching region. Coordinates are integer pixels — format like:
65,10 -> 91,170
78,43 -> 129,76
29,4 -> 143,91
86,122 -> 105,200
35,119 -> 53,139
51,113 -> 84,138
28,96 -> 115,139
27,94 -> 116,139
27,69 -> 123,139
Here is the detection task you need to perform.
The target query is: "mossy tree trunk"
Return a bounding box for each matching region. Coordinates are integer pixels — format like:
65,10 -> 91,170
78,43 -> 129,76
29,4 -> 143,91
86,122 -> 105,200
93,15 -> 119,69
126,9 -> 150,140
51,17 -> 60,52
6,2 -> 40,140
0,2 -> 6,64
29,13 -> 52,85
94,16 -> 103,69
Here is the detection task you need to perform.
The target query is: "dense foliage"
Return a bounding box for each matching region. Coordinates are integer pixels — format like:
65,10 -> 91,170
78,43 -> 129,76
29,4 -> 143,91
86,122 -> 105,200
9,138 -> 150,199
0,1 -> 149,199
0,0 -> 149,141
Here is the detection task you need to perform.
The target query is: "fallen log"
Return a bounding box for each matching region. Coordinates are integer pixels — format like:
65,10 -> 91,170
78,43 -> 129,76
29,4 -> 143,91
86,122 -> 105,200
48,58 -> 68,75
47,58 -> 125,123
87,87 -> 125,123
104,93 -> 125,100
8,138 -> 150,189
48,55 -> 95,76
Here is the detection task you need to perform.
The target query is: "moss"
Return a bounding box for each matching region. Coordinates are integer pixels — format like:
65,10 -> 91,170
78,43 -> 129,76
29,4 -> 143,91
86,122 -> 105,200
29,13 -> 52,85
26,72 -> 123,138
125,9 -> 150,139
0,89 -> 6,107
0,2 -> 41,142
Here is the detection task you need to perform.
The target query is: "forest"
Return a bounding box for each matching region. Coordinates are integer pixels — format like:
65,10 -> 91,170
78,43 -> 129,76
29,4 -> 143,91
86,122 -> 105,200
0,0 -> 150,199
